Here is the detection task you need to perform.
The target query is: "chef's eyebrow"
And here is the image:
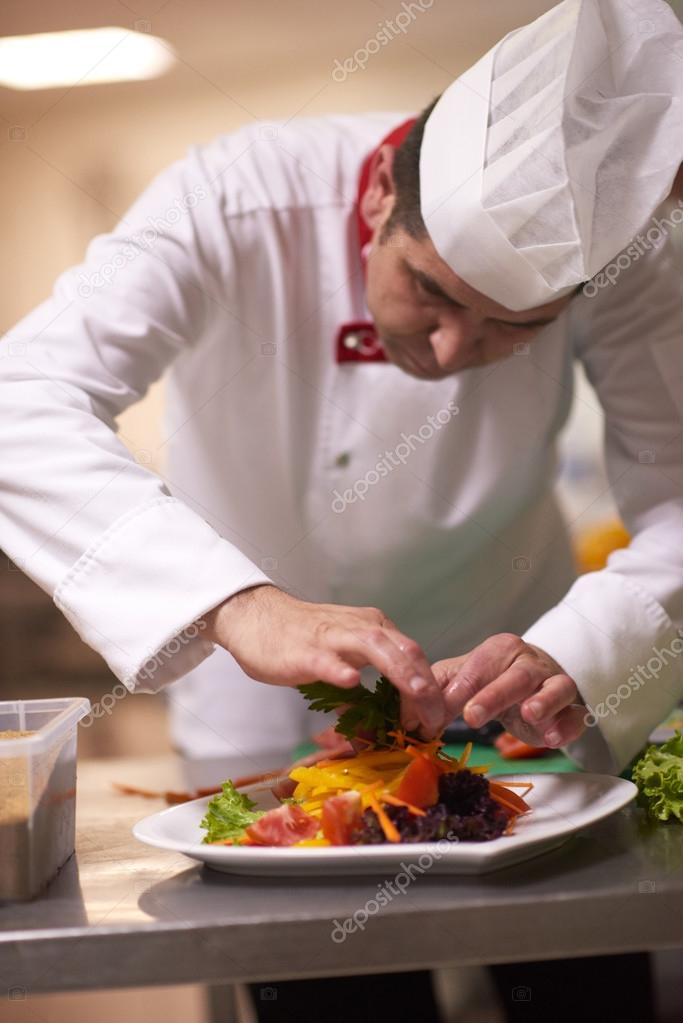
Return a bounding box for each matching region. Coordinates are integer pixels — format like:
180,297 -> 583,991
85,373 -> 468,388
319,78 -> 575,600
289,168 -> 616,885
406,264 -> 557,329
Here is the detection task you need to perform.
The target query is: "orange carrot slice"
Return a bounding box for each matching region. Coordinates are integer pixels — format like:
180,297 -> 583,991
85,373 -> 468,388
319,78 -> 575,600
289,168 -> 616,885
367,791 -> 401,843
382,794 -> 427,817
489,781 -> 532,815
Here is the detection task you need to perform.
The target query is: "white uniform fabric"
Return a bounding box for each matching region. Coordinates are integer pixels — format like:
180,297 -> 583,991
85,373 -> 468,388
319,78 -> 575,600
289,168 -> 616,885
420,0 -> 683,310
1,113 -> 682,776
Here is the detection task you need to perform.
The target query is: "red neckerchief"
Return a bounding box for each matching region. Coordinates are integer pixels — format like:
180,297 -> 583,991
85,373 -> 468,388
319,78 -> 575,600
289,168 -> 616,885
336,117 -> 416,364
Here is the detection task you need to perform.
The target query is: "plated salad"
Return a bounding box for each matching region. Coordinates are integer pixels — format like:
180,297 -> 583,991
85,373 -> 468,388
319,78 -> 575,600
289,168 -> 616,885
200,678 -> 532,848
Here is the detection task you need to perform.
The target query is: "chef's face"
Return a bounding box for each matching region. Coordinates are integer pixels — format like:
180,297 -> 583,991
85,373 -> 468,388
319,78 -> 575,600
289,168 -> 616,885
361,146 -> 575,380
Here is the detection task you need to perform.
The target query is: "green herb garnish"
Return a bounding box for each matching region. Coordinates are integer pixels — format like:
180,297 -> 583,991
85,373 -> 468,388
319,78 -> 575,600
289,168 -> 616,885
298,676 -> 401,748
632,731 -> 683,823
200,780 -> 265,844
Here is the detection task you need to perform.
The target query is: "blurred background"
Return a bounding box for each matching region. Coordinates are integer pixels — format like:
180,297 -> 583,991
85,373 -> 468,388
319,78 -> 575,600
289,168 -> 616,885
0,1 -> 682,1019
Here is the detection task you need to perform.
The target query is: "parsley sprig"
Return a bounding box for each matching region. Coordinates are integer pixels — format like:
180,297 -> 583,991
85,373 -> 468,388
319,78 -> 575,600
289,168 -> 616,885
298,676 -> 402,748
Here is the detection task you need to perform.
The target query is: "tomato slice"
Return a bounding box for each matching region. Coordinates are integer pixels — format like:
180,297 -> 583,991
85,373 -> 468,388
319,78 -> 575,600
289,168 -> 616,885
245,804 -> 319,846
321,791 -> 362,845
396,755 -> 440,808
494,732 -> 547,760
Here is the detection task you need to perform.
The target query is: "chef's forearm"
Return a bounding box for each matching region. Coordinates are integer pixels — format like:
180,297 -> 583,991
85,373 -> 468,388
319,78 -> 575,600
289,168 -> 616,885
523,573 -> 683,773
0,149 -> 274,689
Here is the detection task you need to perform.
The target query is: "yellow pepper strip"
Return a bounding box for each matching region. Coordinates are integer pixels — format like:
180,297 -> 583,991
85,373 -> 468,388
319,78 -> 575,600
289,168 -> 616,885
291,837 -> 331,847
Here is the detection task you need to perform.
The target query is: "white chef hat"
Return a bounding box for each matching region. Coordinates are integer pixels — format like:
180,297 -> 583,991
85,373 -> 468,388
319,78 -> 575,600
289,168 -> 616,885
420,0 -> 683,311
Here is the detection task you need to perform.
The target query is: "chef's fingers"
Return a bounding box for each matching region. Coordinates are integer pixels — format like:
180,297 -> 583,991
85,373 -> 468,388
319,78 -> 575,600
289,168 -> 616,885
442,634 -> 527,718
330,626 -> 446,736
389,625 -> 439,688
430,656 -> 468,690
299,648 -> 361,688
520,674 -> 578,726
460,656 -> 548,728
392,634 -> 445,734
373,631 -> 446,737
534,704 -> 586,748
399,694 -> 420,732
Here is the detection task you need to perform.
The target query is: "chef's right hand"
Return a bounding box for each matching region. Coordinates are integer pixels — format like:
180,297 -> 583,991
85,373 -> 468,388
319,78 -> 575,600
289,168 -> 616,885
203,584 -> 446,737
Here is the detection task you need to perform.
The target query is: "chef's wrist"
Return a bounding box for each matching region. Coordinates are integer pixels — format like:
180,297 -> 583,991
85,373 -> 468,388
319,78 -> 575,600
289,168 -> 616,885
202,583 -> 280,646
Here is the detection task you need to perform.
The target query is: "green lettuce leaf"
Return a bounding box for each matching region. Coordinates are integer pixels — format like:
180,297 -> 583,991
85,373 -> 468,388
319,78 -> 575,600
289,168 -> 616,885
200,780 -> 265,844
632,731 -> 683,823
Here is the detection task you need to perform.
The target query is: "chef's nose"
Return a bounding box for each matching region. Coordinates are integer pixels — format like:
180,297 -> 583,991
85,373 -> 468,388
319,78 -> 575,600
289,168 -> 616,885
428,312 -> 481,368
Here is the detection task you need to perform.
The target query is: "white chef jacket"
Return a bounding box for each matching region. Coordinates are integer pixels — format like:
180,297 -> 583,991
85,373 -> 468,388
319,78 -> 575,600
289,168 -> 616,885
2,112 -> 683,779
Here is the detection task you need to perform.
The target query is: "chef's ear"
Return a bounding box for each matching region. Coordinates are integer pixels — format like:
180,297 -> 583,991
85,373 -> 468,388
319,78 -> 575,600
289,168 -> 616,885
360,144 -> 398,231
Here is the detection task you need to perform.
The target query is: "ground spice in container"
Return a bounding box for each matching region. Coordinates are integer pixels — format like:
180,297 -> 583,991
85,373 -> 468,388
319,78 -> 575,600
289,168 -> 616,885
0,728 -> 75,901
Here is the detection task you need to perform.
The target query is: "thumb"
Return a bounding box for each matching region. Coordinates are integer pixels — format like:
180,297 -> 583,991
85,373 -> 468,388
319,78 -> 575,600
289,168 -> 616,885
431,655 -> 468,689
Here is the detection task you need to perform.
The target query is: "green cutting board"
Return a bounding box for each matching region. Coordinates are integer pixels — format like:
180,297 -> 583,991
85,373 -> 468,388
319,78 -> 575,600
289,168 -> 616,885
442,743 -> 576,775
292,741 -> 576,774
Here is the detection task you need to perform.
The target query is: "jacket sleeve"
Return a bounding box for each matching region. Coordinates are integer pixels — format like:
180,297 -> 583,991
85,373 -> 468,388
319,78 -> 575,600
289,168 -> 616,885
0,145 -> 270,692
523,228 -> 683,773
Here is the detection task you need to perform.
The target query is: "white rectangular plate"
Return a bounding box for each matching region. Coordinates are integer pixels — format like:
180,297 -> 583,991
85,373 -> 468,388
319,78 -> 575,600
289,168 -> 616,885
132,772 -> 636,876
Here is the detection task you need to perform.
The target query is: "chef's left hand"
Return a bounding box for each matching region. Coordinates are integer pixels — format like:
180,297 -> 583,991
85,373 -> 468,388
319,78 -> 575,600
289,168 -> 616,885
432,633 -> 586,749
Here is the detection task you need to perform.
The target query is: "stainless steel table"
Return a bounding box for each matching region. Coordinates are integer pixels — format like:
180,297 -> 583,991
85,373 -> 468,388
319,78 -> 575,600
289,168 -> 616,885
1,755 -> 683,995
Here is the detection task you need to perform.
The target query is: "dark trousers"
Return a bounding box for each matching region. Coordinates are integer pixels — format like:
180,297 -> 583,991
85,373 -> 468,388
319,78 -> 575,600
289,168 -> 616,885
249,952 -> 655,1023
490,952 -> 655,1022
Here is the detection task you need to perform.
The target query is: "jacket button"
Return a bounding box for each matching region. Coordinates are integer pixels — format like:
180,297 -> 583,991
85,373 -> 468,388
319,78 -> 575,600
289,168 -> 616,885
334,452 -> 351,468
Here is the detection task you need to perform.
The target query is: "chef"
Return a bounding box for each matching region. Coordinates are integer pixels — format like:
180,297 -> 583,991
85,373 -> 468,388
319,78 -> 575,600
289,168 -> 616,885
2,0 -> 683,790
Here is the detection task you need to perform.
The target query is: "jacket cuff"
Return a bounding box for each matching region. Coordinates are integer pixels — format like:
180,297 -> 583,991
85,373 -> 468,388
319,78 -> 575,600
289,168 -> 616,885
523,572 -> 683,773
54,496 -> 271,692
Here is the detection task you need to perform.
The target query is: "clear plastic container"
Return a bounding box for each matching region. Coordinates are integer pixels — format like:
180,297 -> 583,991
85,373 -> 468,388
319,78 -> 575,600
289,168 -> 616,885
0,697 -> 90,901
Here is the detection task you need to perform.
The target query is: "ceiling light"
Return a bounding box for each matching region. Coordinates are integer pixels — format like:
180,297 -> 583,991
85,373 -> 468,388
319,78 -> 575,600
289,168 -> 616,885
0,27 -> 175,91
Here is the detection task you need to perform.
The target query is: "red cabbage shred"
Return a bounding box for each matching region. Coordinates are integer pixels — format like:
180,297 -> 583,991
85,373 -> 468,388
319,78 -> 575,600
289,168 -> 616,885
350,769 -> 509,844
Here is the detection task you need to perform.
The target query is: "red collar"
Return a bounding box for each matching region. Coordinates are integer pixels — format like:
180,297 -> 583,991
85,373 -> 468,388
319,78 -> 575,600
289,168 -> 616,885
337,117 -> 415,364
